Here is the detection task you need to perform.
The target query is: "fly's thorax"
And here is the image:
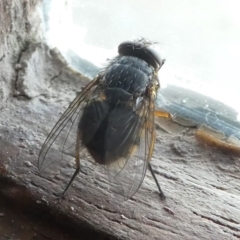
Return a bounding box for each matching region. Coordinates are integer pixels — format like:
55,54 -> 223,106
103,56 -> 155,96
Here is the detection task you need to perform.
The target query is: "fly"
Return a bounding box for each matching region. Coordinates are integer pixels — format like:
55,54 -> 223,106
38,39 -> 170,200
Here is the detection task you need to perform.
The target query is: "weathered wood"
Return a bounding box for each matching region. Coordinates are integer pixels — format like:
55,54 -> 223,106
0,43 -> 239,239
0,1 -> 239,238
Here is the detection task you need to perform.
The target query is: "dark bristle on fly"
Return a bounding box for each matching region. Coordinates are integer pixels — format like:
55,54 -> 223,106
118,40 -> 165,70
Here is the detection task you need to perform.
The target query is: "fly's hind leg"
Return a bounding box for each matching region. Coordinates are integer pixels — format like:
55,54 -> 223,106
148,162 -> 166,200
147,119 -> 166,200
58,130 -> 81,198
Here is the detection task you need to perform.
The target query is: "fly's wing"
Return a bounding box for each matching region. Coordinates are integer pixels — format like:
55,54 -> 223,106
105,96 -> 155,200
38,77 -> 102,173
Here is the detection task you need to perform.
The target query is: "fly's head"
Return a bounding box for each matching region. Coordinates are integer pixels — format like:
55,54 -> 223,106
118,39 -> 165,72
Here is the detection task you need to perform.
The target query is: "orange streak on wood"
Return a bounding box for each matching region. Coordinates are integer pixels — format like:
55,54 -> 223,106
195,129 -> 240,157
155,110 -> 171,118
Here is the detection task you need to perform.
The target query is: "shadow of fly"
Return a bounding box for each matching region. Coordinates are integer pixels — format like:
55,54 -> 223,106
38,39 -> 170,200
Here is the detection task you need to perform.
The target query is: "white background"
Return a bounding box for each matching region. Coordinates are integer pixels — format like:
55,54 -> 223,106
43,0 -> 240,119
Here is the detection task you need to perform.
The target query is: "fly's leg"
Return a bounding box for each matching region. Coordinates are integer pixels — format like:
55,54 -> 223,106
58,130 -> 81,198
148,162 -> 166,200
147,111 -> 166,200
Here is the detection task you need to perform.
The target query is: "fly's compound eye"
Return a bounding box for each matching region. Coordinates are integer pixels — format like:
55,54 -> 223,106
118,40 -> 165,71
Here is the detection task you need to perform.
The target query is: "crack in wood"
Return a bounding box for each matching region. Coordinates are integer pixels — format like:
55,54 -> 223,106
144,216 -> 179,236
49,71 -> 63,88
14,44 -> 29,90
212,213 -> 239,225
192,211 -> 240,233
0,54 -> 5,62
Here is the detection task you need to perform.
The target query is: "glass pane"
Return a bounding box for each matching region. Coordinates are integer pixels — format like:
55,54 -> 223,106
42,0 -> 240,147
